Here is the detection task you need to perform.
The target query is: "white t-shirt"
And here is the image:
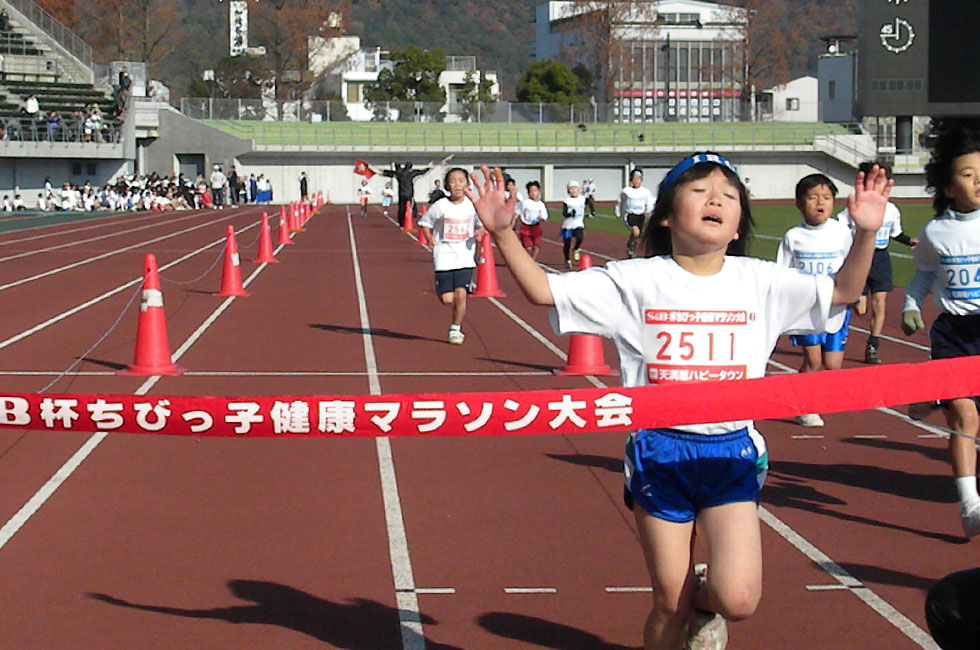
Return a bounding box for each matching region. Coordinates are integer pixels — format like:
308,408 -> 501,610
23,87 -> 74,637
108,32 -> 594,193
357,185 -> 371,200
838,202 -> 903,250
905,208 -> 980,316
619,185 -> 656,218
561,196 -> 587,230
419,197 -> 481,271
519,198 -> 548,226
776,218 -> 853,277
548,256 -> 842,435
507,190 -> 524,216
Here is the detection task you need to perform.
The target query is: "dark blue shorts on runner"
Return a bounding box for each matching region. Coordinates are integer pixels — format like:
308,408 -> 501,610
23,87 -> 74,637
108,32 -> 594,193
865,248 -> 893,293
624,427 -> 768,523
931,313 -> 980,406
434,268 -> 474,295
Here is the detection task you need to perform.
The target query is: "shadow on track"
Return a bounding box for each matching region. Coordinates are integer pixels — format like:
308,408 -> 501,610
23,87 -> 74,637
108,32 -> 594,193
478,611 -> 637,649
545,453 -> 623,474
89,580 -> 463,650
310,323 -> 442,344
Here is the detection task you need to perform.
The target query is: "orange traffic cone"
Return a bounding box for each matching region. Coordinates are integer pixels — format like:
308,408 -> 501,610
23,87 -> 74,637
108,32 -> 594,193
215,225 -> 249,297
277,206 -> 293,245
292,203 -> 306,233
117,253 -> 184,376
555,254 -> 615,376
255,212 -> 277,263
416,205 -> 428,246
470,230 -> 505,298
401,200 -> 413,231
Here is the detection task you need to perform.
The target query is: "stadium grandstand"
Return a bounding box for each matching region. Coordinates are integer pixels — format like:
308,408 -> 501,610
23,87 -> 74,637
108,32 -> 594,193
0,0 -> 930,208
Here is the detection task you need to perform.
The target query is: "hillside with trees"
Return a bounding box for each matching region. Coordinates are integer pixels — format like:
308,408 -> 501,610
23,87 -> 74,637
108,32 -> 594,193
34,0 -> 855,99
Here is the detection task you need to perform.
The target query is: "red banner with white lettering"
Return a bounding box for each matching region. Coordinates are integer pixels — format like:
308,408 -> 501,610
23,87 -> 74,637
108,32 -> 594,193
0,358 -> 976,438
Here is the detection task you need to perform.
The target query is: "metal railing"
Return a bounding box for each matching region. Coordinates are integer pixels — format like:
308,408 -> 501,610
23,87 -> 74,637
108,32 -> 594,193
3,0 -> 92,67
0,114 -> 122,143
178,97 -> 758,125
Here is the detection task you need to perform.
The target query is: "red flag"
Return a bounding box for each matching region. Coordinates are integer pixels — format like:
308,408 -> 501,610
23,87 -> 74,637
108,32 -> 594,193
354,159 -> 375,179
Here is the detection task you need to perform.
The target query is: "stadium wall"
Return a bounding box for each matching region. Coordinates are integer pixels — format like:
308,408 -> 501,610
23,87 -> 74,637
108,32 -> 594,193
222,150 -> 928,206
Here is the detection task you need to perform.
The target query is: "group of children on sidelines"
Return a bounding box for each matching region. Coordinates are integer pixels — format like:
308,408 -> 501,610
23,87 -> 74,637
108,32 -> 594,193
402,117 -> 979,650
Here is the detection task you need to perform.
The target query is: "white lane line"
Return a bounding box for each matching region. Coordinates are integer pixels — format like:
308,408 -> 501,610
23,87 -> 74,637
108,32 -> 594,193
411,588 -> 456,595
0,240 -> 275,555
849,325 -> 930,352
0,210 -> 197,245
791,435 -> 825,440
759,507 -> 939,649
854,434 -> 888,439
0,211 -> 260,294
347,212 -> 424,650
504,587 -> 557,594
0,225 -> 255,352
486,296 -> 938,647
605,586 -> 653,593
0,209 -> 219,264
806,584 -> 854,591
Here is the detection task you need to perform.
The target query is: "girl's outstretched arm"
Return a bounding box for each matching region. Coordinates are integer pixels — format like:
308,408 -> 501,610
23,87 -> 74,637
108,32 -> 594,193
465,166 -> 554,305
832,165 -> 893,305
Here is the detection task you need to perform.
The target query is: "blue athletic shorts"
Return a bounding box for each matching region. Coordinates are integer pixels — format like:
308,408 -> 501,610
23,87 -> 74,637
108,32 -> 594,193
865,248 -> 893,293
434,268 -> 474,295
624,427 -> 768,523
930,313 -> 980,406
789,307 -> 852,352
560,227 -> 584,241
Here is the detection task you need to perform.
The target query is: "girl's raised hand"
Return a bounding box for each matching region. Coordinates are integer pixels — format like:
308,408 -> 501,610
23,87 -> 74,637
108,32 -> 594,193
464,165 -> 518,235
846,165 -> 893,233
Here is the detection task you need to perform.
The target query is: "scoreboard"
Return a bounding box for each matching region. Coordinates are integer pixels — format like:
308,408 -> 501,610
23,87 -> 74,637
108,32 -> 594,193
858,0 -> 980,116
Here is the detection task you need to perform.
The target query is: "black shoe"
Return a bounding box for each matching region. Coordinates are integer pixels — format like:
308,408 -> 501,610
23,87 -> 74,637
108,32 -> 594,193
864,345 -> 882,365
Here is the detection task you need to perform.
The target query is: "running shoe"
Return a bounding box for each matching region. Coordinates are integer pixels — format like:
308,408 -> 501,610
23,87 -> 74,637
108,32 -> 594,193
573,249 -> 581,262
796,413 -> 825,427
864,345 -> 882,365
448,327 -> 465,345
962,502 -> 980,539
687,565 -> 727,650
627,241 -> 636,258
565,260 -> 573,269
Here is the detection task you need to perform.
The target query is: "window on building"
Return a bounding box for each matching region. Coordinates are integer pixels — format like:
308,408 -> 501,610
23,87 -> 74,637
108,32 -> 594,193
678,47 -> 689,82
786,97 -> 800,111
828,80 -> 836,100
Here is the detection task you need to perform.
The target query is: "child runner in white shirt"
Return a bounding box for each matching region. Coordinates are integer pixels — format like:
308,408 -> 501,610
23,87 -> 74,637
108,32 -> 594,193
465,153 -> 890,650
777,173 -> 853,427
837,162 -> 917,364
902,119 -> 980,539
517,180 -> 548,261
419,167 -> 485,345
619,169 -> 656,258
381,182 -> 394,217
357,179 -> 371,217
561,179 -> 587,268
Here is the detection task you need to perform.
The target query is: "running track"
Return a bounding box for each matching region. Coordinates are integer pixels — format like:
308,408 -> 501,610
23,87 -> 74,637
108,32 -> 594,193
0,203 -> 967,649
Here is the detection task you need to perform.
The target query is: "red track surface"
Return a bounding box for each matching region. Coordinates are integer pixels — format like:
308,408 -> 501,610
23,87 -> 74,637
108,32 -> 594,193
0,203 -> 965,649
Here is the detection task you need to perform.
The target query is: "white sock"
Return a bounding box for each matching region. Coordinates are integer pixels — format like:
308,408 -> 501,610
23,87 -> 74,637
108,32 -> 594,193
449,324 -> 461,331
955,476 -> 979,508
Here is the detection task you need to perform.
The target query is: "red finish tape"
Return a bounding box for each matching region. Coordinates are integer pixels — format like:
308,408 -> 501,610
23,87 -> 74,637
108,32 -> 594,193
0,357 -> 976,438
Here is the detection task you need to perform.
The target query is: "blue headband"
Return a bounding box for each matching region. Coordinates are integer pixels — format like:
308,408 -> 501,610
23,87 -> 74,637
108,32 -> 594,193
657,152 -> 739,196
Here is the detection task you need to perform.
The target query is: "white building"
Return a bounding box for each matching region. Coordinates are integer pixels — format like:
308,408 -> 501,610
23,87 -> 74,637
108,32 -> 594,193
535,0 -> 748,122
762,76 -> 819,122
309,36 -> 500,122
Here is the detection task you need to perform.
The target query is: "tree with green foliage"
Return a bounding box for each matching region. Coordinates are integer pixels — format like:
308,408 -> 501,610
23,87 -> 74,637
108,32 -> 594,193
364,45 -> 447,122
516,60 -> 586,104
457,70 -> 497,123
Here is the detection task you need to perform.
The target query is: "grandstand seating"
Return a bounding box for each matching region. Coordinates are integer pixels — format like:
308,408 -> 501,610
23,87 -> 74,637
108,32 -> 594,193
0,12 -> 121,142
